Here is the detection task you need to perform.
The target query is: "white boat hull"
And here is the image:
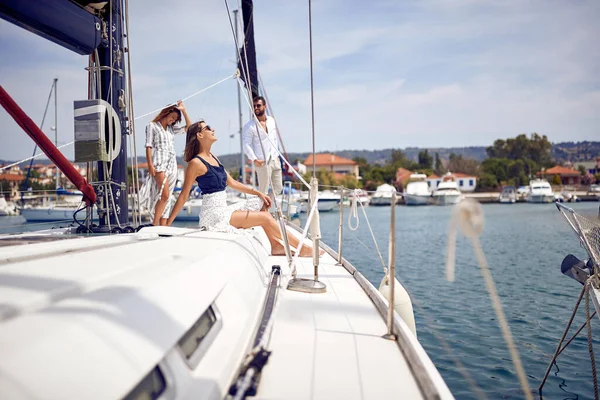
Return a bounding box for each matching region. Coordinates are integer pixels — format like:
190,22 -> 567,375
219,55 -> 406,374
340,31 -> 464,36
317,198 -> 339,211
526,194 -> 554,203
403,194 -> 431,206
433,194 -> 462,206
499,197 -> 516,204
21,207 -> 98,222
370,196 -> 393,206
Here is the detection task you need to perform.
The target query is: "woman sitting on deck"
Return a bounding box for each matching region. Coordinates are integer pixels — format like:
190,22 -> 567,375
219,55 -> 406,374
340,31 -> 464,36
167,120 -> 319,257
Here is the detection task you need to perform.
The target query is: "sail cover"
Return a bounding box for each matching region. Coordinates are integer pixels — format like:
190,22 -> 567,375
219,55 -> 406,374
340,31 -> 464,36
238,0 -> 259,99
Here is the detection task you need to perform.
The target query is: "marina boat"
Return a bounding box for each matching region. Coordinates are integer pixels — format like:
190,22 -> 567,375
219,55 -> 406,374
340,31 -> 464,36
370,183 -> 397,206
560,186 -> 580,203
341,189 -> 371,207
20,203 -> 98,222
20,190 -> 99,222
432,173 -> 463,206
0,0 -> 454,398
297,190 -> 340,212
403,174 -> 432,206
498,185 -> 517,204
525,179 -> 555,203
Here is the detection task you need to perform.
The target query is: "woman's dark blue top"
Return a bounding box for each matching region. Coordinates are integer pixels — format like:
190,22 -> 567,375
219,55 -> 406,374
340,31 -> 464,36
194,155 -> 227,194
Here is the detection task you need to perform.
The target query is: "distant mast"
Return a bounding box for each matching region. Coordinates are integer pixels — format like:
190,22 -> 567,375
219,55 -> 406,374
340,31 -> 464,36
52,78 -> 59,191
234,9 -> 245,185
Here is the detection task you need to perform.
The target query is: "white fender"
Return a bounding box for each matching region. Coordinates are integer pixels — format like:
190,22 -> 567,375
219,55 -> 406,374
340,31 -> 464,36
378,276 -> 417,338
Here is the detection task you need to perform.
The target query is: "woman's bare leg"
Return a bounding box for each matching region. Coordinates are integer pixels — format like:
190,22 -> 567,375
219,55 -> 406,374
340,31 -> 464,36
229,210 -> 284,253
229,210 -> 320,256
152,172 -> 170,226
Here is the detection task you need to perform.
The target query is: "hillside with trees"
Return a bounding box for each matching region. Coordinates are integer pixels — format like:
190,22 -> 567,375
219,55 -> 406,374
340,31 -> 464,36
2,138 -> 598,193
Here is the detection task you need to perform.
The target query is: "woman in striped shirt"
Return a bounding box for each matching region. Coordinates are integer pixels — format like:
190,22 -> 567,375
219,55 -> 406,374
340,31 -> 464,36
144,101 -> 192,225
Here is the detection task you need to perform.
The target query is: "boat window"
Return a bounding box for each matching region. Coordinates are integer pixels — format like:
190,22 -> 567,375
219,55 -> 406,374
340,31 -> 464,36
459,180 -> 463,187
469,179 -> 474,186
177,305 -> 221,368
123,366 -> 166,400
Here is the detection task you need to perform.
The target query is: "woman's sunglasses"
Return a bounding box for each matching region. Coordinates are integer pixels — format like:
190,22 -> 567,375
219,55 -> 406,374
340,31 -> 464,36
198,124 -> 212,133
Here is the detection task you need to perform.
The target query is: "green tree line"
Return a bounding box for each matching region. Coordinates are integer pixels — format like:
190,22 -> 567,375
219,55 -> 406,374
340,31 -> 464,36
291,133 -> 599,192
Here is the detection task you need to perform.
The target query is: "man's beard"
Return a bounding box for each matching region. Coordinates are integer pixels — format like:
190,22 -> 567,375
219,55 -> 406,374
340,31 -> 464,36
255,110 -> 265,117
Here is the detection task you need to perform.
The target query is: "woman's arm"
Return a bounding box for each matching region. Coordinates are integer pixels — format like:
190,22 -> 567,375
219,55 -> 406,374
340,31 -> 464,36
166,159 -> 205,225
145,147 -> 155,177
226,172 -> 272,208
176,100 -> 192,131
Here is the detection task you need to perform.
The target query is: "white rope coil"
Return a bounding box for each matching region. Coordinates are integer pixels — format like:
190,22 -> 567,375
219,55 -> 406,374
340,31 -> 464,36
445,199 -> 484,282
445,198 -> 532,400
347,189 -> 360,231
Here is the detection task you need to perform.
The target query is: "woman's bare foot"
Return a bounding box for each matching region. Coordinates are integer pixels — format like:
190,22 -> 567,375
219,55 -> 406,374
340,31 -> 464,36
298,246 -> 325,257
271,241 -> 286,256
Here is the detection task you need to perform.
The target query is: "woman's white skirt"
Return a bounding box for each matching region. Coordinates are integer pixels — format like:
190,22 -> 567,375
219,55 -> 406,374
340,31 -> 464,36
199,190 -> 263,233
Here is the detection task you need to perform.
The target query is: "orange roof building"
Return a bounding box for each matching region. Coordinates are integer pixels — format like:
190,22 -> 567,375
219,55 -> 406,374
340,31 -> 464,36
304,153 -> 359,180
0,173 -> 25,182
537,165 -> 581,185
395,168 -> 413,187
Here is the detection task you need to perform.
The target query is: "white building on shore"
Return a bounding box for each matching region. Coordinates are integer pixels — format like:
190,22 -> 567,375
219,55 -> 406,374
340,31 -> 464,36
426,172 -> 477,192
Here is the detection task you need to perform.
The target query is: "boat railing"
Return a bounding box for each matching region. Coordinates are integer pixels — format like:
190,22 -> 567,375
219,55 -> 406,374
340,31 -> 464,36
538,202 -> 600,395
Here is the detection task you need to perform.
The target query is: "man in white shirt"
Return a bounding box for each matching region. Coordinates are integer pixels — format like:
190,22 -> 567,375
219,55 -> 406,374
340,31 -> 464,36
242,96 -> 283,195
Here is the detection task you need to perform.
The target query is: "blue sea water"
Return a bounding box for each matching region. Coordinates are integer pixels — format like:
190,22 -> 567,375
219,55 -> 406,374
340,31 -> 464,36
301,202 -> 600,400
2,201 -> 599,399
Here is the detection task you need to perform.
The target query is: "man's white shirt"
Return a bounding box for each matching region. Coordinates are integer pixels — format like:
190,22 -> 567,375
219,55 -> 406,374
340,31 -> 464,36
242,116 -> 279,162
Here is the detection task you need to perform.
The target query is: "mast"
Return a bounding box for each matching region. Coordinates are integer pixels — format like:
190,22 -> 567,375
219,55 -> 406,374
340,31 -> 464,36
96,0 -> 128,227
234,9 -> 246,185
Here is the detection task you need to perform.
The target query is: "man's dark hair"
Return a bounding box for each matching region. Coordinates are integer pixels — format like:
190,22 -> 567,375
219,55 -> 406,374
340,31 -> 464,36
253,96 -> 266,105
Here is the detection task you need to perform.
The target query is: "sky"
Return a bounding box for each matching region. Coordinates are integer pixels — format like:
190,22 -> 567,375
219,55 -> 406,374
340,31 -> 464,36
0,0 -> 598,163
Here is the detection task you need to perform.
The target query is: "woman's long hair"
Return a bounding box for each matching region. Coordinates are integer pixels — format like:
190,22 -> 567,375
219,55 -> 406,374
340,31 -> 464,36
184,121 -> 204,162
152,105 -> 182,125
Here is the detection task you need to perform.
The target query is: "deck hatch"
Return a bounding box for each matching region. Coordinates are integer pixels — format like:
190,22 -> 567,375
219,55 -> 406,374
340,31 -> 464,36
177,304 -> 222,368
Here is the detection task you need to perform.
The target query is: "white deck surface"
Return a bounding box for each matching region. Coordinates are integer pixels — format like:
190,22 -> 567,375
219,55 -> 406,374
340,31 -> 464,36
257,252 -> 424,399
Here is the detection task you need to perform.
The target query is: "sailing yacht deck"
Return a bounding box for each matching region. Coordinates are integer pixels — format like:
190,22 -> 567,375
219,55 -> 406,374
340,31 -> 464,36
0,226 -> 452,399
258,253 -> 430,399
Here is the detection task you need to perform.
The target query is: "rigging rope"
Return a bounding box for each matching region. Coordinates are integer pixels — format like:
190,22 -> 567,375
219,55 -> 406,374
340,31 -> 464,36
0,141 -> 75,173
124,0 -> 142,226
445,199 -> 533,400
235,78 -> 310,189
133,73 -> 237,121
346,188 -> 387,273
